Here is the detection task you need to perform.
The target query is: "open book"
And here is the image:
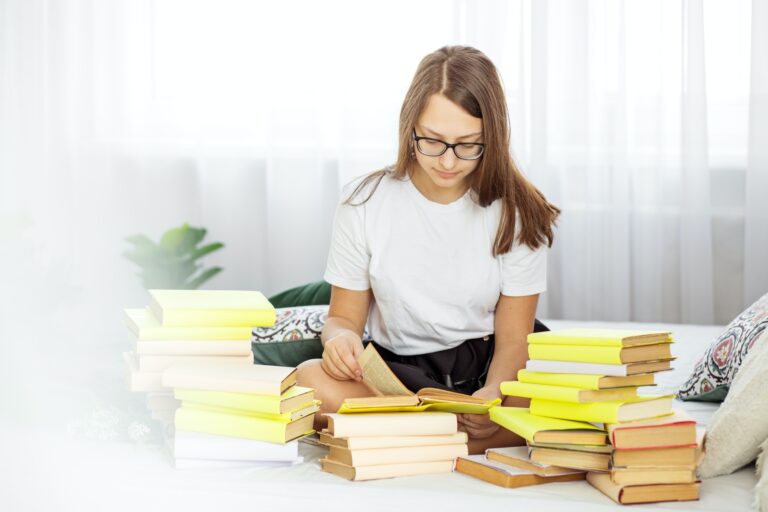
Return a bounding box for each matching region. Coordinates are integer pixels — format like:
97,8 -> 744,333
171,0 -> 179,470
337,344 -> 501,414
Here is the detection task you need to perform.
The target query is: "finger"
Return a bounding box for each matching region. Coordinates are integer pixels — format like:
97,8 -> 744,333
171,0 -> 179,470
328,347 -> 356,380
460,414 -> 492,428
321,352 -> 350,381
339,348 -> 362,381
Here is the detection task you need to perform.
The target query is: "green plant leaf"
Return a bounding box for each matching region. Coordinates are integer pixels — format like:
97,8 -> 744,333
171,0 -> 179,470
186,267 -> 223,290
125,234 -> 158,250
177,226 -> 207,256
186,242 -> 224,262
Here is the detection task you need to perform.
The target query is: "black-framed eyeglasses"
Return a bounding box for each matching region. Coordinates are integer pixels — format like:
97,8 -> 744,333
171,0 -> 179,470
412,129 -> 485,160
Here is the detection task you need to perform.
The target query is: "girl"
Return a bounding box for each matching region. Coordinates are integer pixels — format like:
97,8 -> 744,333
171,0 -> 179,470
296,45 -> 560,453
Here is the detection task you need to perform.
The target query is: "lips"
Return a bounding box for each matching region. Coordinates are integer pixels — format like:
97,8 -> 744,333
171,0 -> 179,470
435,169 -> 459,179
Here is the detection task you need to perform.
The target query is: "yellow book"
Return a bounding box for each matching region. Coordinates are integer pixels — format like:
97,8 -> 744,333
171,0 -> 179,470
527,343 -> 672,364
530,395 -> 675,424
500,381 -> 638,403
174,406 -> 314,443
181,400 -> 320,422
516,369 -> 655,389
124,308 -> 254,340
489,406 -> 606,445
149,289 -> 276,328
527,328 -> 672,347
174,386 -> 315,415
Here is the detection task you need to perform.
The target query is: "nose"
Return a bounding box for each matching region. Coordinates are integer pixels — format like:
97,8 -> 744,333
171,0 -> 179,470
439,148 -> 457,170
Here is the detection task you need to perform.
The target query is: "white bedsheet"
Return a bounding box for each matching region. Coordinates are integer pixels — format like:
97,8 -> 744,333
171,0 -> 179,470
2,321 -> 758,512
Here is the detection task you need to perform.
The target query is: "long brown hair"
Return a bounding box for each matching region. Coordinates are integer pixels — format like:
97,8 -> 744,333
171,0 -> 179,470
347,45 -> 560,254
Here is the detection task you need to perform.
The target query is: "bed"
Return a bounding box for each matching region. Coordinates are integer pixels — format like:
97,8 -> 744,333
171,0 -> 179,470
2,320 -> 758,512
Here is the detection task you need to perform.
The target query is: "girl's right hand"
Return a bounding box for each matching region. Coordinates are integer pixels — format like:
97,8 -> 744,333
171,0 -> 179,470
321,331 -> 365,382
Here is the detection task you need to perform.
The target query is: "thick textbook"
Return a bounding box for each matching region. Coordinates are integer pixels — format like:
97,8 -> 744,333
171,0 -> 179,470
528,342 -> 672,365
606,409 -> 697,449
527,329 -> 671,347
486,446 -> 585,477
587,471 -> 700,504
124,308 -> 254,340
343,344 -> 500,414
135,339 -> 253,356
525,359 -> 673,377
327,443 -> 468,467
516,369 -> 655,390
529,446 -> 611,471
320,458 -> 454,481
319,431 -> 468,450
455,455 -> 585,488
529,395 -> 674,424
162,361 -> 296,395
174,386 -> 315,415
174,406 -> 314,443
500,381 -> 638,403
148,289 -> 276,328
139,353 -> 253,373
324,412 -> 457,438
489,406 -> 607,445
170,429 -> 299,461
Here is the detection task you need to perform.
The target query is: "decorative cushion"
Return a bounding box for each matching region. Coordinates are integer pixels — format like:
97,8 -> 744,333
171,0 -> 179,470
678,291 -> 768,401
755,437 -> 768,512
696,329 -> 768,478
267,281 -> 331,309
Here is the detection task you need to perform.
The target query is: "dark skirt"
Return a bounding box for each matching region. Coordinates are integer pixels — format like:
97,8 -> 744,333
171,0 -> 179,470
371,318 -> 550,395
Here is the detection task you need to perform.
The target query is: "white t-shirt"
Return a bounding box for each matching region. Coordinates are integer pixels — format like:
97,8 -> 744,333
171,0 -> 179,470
324,172 -> 548,356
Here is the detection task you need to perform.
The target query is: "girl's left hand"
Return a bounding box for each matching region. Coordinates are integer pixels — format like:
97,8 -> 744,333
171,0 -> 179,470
456,385 -> 501,439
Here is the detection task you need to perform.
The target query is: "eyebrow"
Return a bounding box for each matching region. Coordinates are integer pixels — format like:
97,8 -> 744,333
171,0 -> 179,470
419,126 -> 483,141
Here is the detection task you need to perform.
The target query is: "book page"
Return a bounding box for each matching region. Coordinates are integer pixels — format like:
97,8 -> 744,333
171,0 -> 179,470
357,344 -> 414,397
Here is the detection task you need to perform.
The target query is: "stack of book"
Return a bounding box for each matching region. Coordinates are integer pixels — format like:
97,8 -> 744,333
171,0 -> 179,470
319,412 -> 468,481
123,289 -> 276,422
493,328 -> 701,505
162,361 -> 319,468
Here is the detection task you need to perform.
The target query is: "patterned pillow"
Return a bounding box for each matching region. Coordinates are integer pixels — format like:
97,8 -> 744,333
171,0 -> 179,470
678,292 -> 768,401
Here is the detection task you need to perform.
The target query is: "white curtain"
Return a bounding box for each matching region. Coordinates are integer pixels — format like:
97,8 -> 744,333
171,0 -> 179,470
1,0 -> 763,348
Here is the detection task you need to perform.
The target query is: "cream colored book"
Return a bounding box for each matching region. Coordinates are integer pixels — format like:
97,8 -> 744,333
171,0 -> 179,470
610,467 -> 698,486
174,386 -> 315,415
527,329 -> 672,347
123,351 -> 165,392
529,446 -> 611,472
135,339 -> 253,356
124,308 -> 254,340
327,443 -> 468,467
456,455 -> 586,488
324,412 -> 457,438
587,471 -> 700,504
318,431 -> 468,450
320,458 -> 454,481
139,353 -> 253,373
500,381 -> 638,403
485,446 -> 585,477
149,289 -> 275,328
516,369 -> 655,390
161,361 -> 295,395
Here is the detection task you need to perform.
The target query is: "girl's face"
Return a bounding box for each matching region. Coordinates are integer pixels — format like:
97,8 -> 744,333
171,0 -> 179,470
412,93 -> 483,203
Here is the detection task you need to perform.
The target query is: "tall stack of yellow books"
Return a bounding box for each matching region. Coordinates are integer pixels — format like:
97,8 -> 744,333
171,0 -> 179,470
162,361 -> 319,468
493,328 -> 701,505
319,412 -> 468,481
123,289 -> 276,422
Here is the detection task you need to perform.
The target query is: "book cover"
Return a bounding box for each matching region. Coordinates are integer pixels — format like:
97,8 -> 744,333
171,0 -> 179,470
528,343 -> 673,365
181,400 -> 320,423
174,386 -> 315,415
529,395 -> 674,424
485,446 -> 585,477
525,359 -> 674,377
320,458 -> 454,481
610,467 -> 697,486
530,446 -> 611,472
324,412 -> 457,438
174,406 -> 314,444
327,443 -> 468,467
124,308 -> 254,340
318,431 -> 468,450
149,289 -> 276,328
170,429 -> 300,461
500,381 -> 638,403
139,353 -> 253,373
162,361 -> 296,395
606,409 -> 697,449
587,471 -> 700,504
489,406 -> 606,445
516,369 -> 655,390
455,455 -> 586,488
135,339 -> 253,356
527,329 -> 671,347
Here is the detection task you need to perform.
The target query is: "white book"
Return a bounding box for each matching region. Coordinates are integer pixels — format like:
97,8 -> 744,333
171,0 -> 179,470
139,353 -> 253,372
525,359 -> 672,377
135,339 -> 253,356
170,430 -> 300,462
173,457 -> 303,470
123,352 -> 166,392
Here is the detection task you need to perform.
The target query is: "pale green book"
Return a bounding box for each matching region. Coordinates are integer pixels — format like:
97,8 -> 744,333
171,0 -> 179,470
174,386 -> 315,415
149,289 -> 276,328
527,329 -> 672,347
529,395 -> 675,424
489,406 -> 606,445
125,308 -> 254,340
500,381 -> 638,403
516,369 -> 655,390
181,400 -> 320,423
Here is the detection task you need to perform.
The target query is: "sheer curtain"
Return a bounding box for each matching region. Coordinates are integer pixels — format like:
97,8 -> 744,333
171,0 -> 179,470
1,0 -> 762,348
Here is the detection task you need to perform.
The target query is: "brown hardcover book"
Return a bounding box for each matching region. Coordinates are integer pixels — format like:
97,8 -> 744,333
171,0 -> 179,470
530,446 -> 611,471
455,455 -> 585,488
327,443 -> 468,467
486,446 -> 585,476
610,466 -> 697,485
320,458 -> 454,481
606,409 -> 697,449
612,444 -> 701,468
587,471 -> 700,504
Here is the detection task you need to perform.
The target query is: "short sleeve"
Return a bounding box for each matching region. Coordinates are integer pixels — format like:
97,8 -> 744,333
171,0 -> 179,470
500,240 -> 548,297
323,199 -> 371,291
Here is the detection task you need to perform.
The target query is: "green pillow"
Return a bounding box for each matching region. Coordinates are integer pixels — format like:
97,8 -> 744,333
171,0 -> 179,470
268,281 -> 331,308
251,338 -> 323,367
